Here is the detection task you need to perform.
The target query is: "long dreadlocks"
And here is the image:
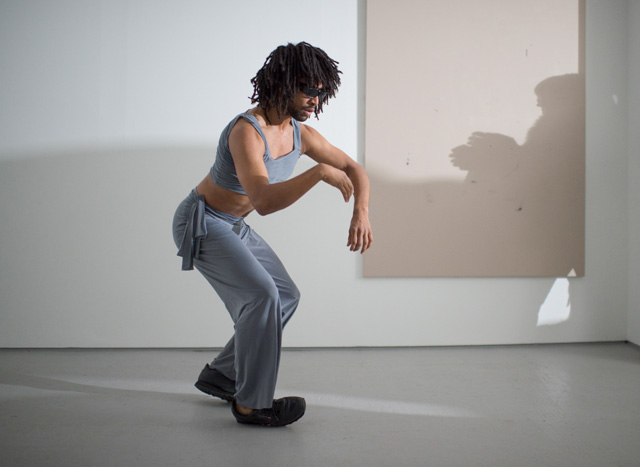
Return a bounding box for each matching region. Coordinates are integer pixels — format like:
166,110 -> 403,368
250,42 -> 342,121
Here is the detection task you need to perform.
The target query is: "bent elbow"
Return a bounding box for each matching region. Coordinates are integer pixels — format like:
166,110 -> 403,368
253,199 -> 276,216
255,206 -> 271,216
248,185 -> 285,216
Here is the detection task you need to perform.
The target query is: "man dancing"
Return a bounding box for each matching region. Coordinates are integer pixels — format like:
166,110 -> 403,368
172,42 -> 372,426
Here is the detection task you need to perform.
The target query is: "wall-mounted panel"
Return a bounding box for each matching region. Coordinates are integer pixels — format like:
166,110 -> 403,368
364,0 -> 585,277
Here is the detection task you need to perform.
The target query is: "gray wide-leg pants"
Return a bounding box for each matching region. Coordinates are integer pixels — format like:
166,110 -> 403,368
173,189 -> 300,409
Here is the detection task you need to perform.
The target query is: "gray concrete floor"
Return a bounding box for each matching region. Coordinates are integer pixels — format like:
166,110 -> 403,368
1,343 -> 640,467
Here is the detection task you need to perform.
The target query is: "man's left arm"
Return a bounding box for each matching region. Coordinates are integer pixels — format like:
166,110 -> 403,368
301,124 -> 373,254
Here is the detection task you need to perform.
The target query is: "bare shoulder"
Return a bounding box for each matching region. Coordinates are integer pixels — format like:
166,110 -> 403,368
300,123 -> 328,154
229,117 -> 262,143
300,122 -> 322,139
228,117 -> 264,156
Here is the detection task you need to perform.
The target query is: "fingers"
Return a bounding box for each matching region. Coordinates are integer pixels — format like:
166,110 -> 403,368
322,167 -> 353,202
350,234 -> 372,253
347,231 -> 355,250
341,178 -> 354,202
359,230 -> 372,253
347,226 -> 373,254
363,231 -> 373,253
343,185 -> 353,202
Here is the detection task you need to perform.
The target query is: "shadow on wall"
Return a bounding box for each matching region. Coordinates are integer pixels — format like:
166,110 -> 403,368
365,74 -> 585,279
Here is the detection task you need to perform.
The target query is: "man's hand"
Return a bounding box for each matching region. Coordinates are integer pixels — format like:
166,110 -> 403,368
347,209 -> 373,254
319,164 -> 354,202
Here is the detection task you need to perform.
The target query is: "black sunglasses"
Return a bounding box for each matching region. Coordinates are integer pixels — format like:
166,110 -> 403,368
298,83 -> 327,99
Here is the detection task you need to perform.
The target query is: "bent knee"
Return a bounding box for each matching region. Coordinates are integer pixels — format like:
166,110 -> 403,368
290,284 -> 301,306
248,279 -> 280,305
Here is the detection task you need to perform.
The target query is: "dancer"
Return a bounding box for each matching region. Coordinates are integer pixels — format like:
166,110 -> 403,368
172,42 -> 372,426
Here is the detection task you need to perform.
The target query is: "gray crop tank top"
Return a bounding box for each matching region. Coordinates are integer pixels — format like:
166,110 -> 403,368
209,112 -> 302,194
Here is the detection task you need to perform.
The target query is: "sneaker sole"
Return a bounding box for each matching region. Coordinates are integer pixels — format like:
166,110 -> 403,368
194,381 -> 235,402
233,400 -> 306,427
235,410 -> 305,427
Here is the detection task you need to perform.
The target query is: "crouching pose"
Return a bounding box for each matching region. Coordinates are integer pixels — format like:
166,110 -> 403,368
172,42 -> 372,427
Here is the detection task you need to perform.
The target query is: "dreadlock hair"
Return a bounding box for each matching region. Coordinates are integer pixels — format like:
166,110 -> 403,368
250,42 -> 342,121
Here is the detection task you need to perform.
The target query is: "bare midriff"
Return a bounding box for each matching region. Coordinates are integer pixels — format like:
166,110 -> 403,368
196,175 -> 255,218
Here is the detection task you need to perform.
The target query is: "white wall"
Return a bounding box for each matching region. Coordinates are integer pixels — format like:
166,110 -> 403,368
628,0 -> 640,345
0,0 -> 634,348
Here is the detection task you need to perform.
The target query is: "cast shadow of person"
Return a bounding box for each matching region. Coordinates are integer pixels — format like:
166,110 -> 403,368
365,75 -> 586,328
449,73 -> 585,278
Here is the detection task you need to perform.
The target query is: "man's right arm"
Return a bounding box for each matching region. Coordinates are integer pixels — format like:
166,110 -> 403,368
229,120 -> 353,216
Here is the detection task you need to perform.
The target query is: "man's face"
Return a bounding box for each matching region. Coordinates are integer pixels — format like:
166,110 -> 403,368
287,82 -> 325,122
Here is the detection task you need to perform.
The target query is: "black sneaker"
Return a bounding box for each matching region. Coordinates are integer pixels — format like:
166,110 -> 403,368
194,364 -> 236,402
232,397 -> 306,427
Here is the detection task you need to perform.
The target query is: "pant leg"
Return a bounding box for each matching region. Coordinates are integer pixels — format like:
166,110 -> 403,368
192,216 -> 289,409
248,228 -> 301,328
211,227 -> 300,382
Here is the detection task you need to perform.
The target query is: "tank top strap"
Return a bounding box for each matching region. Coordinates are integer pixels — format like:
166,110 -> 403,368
291,119 -> 301,151
239,113 -> 271,158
